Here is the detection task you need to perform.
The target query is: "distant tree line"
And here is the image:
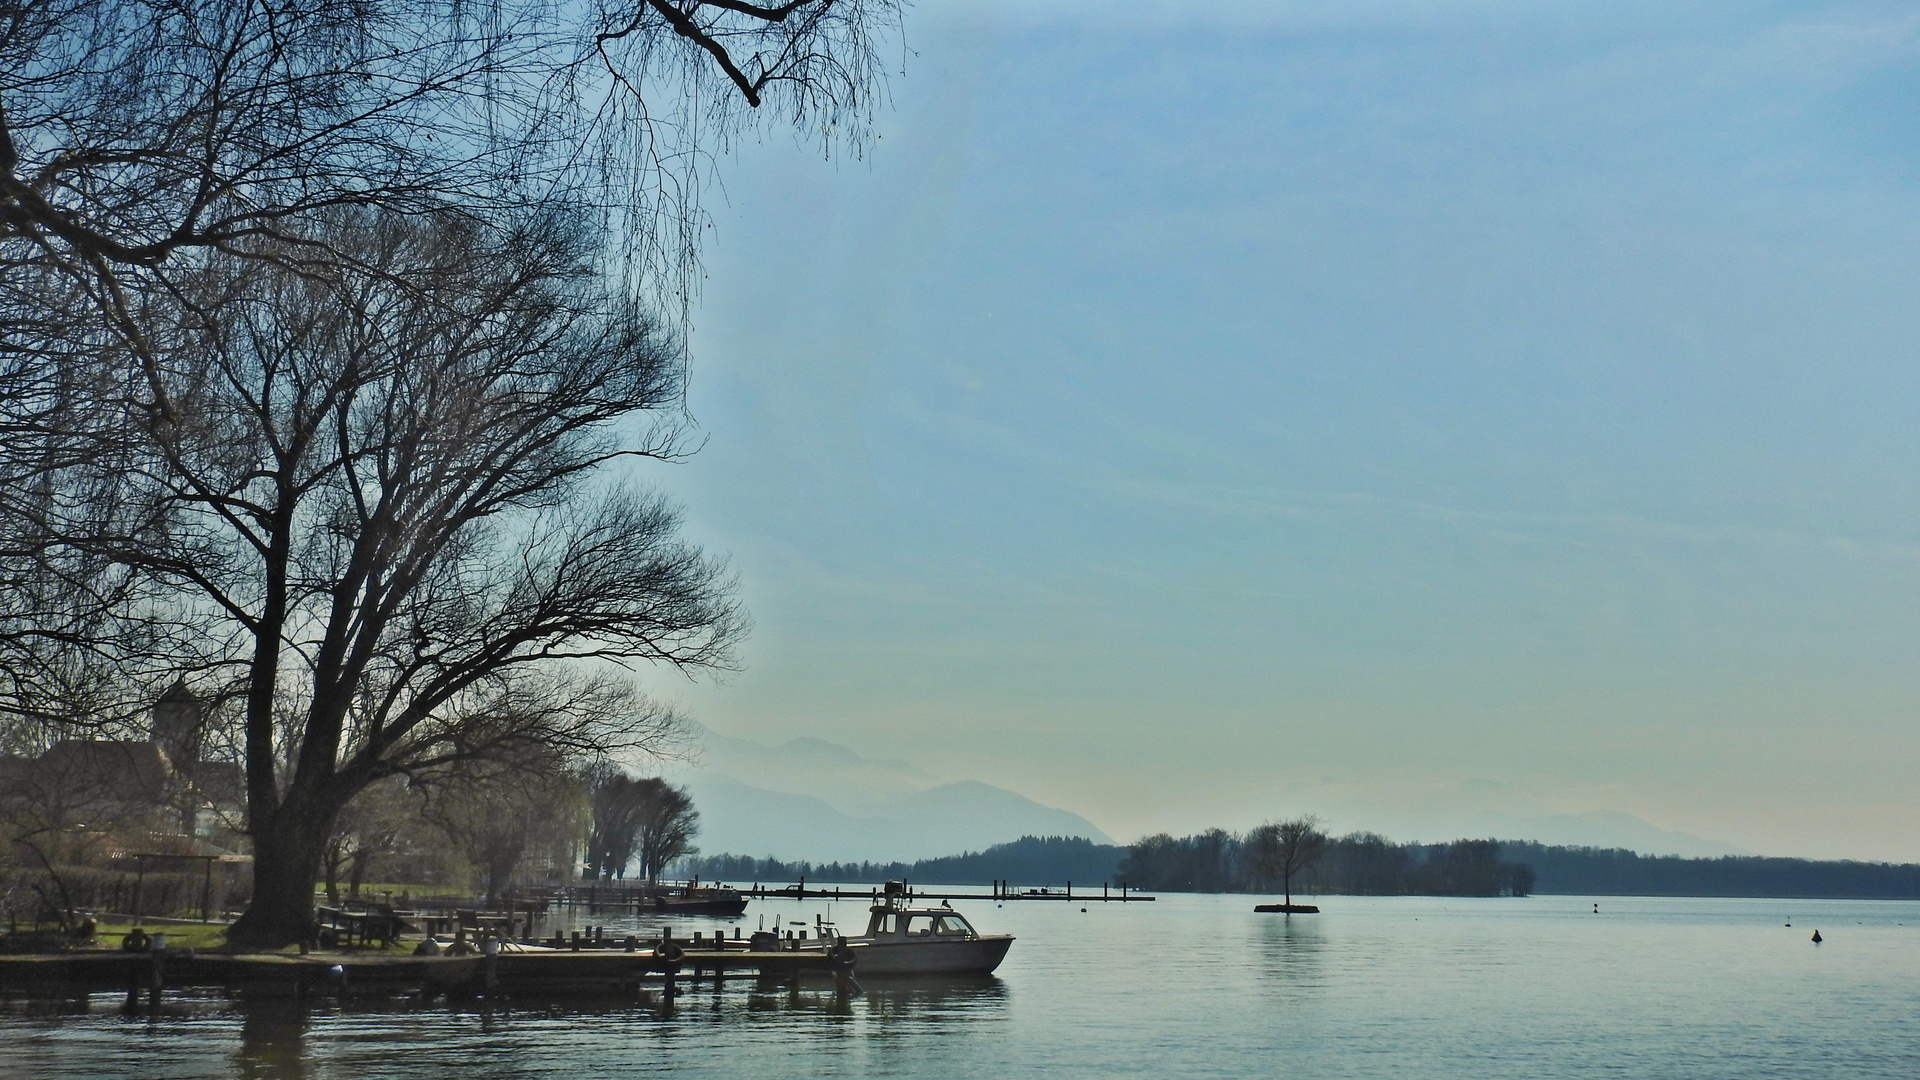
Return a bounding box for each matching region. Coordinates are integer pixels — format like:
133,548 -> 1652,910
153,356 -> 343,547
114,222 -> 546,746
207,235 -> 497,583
673,832 -> 1920,902
1119,831 -> 1536,897
677,836 -> 1126,887
1504,842 -> 1920,899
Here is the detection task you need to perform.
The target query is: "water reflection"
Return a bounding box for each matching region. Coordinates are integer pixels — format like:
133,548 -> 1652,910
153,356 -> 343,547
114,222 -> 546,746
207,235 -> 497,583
1255,913 -> 1326,995
860,975 -> 1008,1020
234,1001 -> 312,1080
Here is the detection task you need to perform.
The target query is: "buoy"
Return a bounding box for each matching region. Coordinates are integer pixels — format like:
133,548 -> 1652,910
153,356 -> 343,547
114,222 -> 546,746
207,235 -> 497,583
1811,930 -> 1823,944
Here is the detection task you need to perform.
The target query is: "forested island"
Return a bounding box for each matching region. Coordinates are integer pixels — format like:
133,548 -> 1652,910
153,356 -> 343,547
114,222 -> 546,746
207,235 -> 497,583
681,832 -> 1920,901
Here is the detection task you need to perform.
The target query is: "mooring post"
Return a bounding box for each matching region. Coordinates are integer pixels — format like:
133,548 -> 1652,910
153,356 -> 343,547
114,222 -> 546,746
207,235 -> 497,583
202,859 -> 213,921
660,928 -> 680,1002
146,939 -> 165,1011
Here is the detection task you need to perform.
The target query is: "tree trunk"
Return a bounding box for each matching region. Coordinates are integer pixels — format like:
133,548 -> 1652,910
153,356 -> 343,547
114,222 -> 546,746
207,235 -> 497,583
322,842 -> 343,906
347,852 -> 370,901
228,802 -> 338,948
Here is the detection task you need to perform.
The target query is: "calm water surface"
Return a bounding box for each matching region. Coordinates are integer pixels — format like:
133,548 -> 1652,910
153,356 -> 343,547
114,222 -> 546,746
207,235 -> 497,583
3,893 -> 1916,1078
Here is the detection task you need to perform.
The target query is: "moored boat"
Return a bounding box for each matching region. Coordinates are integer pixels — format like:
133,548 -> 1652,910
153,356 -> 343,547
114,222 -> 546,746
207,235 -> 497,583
828,882 -> 1014,976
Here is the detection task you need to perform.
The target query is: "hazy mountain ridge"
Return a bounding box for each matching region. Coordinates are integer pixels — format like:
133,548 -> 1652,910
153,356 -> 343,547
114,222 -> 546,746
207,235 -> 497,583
680,771 -> 1114,863
673,726 -> 1746,864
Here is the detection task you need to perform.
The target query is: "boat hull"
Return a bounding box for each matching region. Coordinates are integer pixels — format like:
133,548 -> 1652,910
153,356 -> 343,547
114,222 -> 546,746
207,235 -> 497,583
847,935 -> 1013,976
654,896 -> 749,917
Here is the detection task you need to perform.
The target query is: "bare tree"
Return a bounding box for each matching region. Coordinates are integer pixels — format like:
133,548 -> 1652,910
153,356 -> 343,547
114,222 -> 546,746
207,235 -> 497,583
633,776 -> 698,885
321,777 -> 414,905
1249,816 -> 1331,909
1,0 -> 896,718
585,766 -> 650,881
0,0 -> 900,379
3,208 -> 743,945
1,0 -> 897,748
426,759 -> 586,905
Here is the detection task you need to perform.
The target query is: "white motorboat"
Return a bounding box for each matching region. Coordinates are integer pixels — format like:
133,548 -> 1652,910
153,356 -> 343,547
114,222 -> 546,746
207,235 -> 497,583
833,884 -> 1014,976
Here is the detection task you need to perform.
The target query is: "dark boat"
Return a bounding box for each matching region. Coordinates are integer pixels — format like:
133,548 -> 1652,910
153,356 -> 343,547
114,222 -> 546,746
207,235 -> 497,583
652,885 -> 748,917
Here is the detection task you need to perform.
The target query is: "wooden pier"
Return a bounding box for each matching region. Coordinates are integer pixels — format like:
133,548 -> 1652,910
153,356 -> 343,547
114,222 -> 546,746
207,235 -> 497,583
0,940 -> 854,1004
745,880 -> 1154,903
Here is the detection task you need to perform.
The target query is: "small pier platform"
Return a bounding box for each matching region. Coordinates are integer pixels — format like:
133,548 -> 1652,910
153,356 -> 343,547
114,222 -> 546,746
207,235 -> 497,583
748,881 -> 1154,903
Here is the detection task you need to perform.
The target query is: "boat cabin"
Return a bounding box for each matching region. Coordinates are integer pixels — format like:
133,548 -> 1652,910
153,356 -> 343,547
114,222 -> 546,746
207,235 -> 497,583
862,905 -> 981,941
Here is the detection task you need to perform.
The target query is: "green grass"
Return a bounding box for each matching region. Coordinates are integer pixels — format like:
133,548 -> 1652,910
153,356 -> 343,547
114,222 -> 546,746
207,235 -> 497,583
89,920 -> 234,950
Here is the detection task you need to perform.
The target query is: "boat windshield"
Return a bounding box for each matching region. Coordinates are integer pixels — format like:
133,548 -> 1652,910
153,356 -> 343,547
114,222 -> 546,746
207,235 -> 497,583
898,913 -> 976,938
932,914 -> 975,937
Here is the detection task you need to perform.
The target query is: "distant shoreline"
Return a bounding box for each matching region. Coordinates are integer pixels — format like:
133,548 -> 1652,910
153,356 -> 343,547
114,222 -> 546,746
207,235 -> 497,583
679,835 -> 1920,902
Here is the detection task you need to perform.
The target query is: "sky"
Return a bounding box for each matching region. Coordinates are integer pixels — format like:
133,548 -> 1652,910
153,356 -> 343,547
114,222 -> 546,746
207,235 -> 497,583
633,0 -> 1920,861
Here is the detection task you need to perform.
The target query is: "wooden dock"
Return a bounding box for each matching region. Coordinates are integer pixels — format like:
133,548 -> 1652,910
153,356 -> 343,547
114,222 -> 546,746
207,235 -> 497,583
0,942 -> 853,1003
747,880 -> 1154,903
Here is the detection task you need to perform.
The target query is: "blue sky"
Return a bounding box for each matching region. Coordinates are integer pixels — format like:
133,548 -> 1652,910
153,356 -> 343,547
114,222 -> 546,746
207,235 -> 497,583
640,0 -> 1920,860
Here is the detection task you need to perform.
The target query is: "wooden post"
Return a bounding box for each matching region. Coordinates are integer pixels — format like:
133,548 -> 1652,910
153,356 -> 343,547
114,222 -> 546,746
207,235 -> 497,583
146,943 -> 165,1010
661,928 -> 680,1002
202,859 -> 214,922
132,857 -> 145,926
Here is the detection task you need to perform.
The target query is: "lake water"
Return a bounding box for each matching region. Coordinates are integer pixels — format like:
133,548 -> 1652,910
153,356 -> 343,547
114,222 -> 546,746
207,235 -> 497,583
3,892 -> 1917,1078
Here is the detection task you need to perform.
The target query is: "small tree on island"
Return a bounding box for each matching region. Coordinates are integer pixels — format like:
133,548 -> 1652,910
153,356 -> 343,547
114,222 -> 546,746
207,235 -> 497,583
1250,815 -> 1331,908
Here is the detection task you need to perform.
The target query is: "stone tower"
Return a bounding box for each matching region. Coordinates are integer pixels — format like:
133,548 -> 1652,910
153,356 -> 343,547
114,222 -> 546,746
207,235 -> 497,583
150,678 -> 203,767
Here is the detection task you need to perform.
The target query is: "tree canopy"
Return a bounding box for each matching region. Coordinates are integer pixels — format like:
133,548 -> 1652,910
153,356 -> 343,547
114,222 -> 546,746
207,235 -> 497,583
1,0 -> 898,946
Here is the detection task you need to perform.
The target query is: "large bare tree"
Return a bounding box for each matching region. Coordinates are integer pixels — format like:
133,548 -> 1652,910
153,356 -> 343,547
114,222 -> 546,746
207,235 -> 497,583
0,0 -> 884,946
0,0 -> 896,757
14,208 -> 743,945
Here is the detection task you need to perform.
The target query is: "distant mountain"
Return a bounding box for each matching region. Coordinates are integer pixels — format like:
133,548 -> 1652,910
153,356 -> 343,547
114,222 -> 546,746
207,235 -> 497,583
680,771 -> 1113,864
687,723 -> 934,814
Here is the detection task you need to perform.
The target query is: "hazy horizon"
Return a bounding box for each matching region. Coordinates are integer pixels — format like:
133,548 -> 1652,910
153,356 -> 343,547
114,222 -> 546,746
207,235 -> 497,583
638,0 -> 1920,863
